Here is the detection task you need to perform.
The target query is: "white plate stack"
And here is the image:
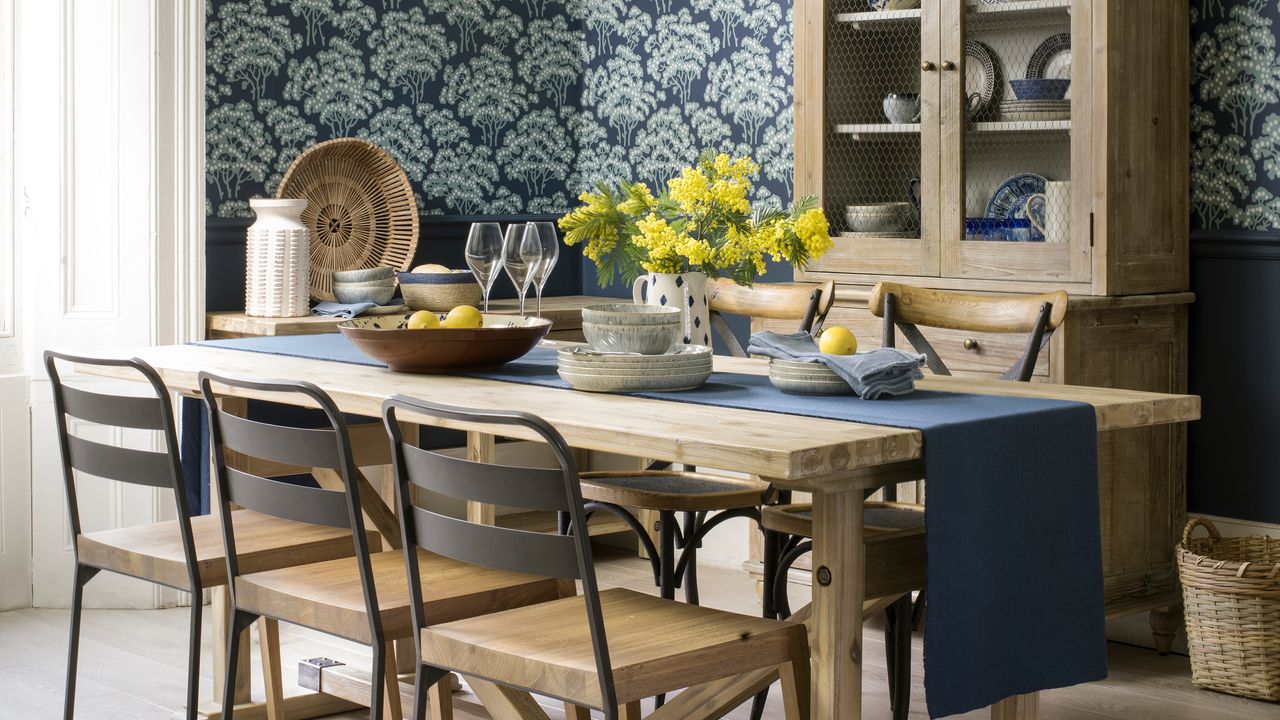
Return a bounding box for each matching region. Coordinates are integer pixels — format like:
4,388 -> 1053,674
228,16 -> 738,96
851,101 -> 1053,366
557,345 -> 713,393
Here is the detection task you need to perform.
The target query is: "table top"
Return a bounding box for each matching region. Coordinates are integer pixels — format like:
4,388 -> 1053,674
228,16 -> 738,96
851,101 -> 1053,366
79,342 -> 1199,490
207,296 -> 610,337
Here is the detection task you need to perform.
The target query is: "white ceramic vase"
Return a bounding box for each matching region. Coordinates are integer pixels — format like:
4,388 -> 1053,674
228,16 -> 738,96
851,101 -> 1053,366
632,271 -> 711,347
245,198 -> 310,318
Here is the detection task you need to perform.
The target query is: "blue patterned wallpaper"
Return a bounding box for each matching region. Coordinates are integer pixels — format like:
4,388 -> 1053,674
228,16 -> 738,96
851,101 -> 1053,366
205,0 -> 795,219
1192,0 -> 1280,230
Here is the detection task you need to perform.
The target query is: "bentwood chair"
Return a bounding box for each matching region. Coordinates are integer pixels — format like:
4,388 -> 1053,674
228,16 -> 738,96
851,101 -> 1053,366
201,373 -> 564,720
758,281 -> 1069,719
383,395 -> 811,720
46,352 -> 365,720
578,278 -> 836,607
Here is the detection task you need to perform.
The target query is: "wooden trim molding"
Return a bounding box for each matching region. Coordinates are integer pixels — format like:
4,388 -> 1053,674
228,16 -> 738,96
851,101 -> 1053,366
1190,230 -> 1280,260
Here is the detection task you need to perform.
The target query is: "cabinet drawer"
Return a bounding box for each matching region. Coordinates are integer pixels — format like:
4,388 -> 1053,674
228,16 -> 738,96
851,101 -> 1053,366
760,304 -> 1050,379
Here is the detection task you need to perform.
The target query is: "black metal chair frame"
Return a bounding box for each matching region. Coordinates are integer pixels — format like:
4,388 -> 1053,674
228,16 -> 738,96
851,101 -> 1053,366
199,372 -> 386,720
382,395 -> 623,717
45,351 -> 199,720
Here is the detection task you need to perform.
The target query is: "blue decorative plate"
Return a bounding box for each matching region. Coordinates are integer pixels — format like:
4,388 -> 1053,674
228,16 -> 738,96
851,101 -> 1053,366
986,173 -> 1047,241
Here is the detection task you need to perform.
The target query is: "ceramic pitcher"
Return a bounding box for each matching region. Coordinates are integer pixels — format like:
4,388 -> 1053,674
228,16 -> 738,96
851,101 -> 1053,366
632,271 -> 711,347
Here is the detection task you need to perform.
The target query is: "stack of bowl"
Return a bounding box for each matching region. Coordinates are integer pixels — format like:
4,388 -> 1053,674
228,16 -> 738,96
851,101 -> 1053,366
580,304 -> 683,355
332,267 -> 397,305
768,358 -> 853,395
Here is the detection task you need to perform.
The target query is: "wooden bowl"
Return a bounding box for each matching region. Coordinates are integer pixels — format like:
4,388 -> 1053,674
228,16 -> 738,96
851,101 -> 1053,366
337,314 -> 552,373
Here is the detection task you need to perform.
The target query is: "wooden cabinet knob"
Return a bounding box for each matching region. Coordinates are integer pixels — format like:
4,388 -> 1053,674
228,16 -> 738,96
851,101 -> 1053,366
963,338 -> 979,351
921,60 -> 936,72
941,60 -> 957,71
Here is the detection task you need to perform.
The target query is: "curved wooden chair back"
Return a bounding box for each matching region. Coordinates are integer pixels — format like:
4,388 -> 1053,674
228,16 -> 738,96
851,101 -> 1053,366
382,395 -> 620,712
199,373 -> 385,644
44,351 -> 196,589
707,277 -> 836,356
868,281 -> 1068,382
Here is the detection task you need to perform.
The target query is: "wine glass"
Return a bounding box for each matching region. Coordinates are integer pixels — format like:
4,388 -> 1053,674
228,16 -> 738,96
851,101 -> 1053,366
465,222 -> 503,312
526,222 -> 560,317
502,223 -> 542,317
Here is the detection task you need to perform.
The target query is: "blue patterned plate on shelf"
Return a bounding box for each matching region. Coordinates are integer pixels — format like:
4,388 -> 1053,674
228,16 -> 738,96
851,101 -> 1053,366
986,173 -> 1047,241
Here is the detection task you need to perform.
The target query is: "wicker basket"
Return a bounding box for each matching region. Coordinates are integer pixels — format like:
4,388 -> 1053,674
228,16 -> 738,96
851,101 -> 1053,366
1178,517 -> 1280,702
277,138 -> 419,302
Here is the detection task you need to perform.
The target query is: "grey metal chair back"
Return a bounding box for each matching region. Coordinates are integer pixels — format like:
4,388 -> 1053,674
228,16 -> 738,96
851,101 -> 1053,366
381,395 -> 620,714
199,372 -> 384,646
45,351 -> 195,579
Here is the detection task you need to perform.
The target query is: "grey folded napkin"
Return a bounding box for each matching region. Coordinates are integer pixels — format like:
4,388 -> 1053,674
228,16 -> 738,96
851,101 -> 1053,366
747,330 -> 926,399
312,299 -> 381,316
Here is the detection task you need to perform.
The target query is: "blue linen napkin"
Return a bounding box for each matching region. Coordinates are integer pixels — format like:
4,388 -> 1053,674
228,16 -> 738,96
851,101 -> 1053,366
747,330 -> 925,399
312,299 -> 403,318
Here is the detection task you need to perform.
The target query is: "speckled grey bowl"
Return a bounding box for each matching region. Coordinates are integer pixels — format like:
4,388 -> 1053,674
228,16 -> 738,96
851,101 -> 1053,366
581,304 -> 683,326
583,320 -> 681,355
333,283 -> 397,305
333,266 -> 395,283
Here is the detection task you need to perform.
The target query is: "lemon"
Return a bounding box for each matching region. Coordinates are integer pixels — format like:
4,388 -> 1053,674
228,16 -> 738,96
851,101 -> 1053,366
818,326 -> 857,355
441,305 -> 483,329
406,310 -> 440,329
411,263 -> 452,274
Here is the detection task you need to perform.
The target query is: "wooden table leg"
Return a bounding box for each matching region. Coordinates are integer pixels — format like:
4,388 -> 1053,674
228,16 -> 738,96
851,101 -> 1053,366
467,431 -> 497,525
210,585 -> 251,706
990,692 -> 1039,719
811,487 -> 865,719
468,678 -> 551,720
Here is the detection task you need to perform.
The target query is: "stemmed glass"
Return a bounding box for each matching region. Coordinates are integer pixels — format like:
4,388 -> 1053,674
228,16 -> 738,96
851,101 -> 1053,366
465,222 -> 503,313
525,222 -> 560,317
502,223 -> 543,317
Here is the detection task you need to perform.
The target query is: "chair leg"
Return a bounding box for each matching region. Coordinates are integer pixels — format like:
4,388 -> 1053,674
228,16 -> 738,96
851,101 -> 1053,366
749,528 -> 785,720
681,511 -> 701,604
563,702 -> 590,719
778,660 -> 810,720
654,510 -> 678,709
63,564 -> 98,720
382,641 -> 404,720
885,594 -> 913,720
619,701 -> 642,719
184,599 -> 203,720
258,618 -> 285,720
222,610 -> 257,720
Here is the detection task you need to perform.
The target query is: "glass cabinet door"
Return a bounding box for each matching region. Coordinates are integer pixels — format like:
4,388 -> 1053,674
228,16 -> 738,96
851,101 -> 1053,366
941,0 -> 1091,286
805,1 -> 941,279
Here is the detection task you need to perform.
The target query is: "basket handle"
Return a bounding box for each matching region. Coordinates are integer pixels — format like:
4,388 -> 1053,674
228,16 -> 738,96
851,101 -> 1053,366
1182,517 -> 1221,547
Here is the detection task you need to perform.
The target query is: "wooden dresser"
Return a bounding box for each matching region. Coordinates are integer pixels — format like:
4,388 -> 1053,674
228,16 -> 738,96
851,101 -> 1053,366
777,0 -> 1191,646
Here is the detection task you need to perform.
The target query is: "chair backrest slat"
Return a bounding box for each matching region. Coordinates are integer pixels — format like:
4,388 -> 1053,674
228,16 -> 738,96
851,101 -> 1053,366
414,506 -> 580,579
224,467 -> 351,529
215,410 -> 340,469
66,434 -> 174,489
400,443 -> 569,512
60,384 -> 166,430
707,278 -> 835,357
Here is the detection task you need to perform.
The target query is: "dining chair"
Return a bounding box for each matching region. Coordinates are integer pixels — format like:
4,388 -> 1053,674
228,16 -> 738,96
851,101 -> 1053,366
46,351 -> 367,720
758,280 -> 1069,720
201,372 -> 565,720
382,394 -> 811,720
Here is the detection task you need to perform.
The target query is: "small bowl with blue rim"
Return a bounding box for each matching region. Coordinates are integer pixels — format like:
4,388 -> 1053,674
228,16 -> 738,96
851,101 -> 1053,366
396,269 -> 483,312
1009,79 -> 1071,101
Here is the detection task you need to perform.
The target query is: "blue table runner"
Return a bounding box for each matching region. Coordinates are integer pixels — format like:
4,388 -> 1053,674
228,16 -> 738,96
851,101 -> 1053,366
195,335 -> 1107,718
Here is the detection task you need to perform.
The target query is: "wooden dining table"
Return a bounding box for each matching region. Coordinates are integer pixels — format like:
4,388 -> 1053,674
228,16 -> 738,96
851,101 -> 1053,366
81,341 -> 1199,720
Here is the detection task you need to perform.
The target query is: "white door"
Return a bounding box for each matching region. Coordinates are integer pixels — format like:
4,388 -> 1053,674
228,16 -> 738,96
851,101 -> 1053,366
20,0 -> 182,609
0,0 -> 32,613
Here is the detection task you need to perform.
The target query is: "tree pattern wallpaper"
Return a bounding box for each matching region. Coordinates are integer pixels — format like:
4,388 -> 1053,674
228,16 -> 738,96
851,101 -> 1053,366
1192,0 -> 1280,230
205,0 -> 795,219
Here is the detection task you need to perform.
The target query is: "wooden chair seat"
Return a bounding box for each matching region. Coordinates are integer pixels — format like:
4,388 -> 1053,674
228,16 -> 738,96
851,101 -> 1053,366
234,548 -> 566,645
420,587 -> 809,709
580,470 -> 769,512
76,509 -> 367,590
763,502 -> 927,600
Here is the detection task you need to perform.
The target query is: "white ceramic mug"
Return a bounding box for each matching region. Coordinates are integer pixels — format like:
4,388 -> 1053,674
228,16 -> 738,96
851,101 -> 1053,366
1025,181 -> 1071,243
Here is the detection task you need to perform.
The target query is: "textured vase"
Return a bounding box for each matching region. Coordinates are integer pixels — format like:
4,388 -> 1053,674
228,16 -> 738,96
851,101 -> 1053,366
245,198 -> 310,318
632,271 -> 711,347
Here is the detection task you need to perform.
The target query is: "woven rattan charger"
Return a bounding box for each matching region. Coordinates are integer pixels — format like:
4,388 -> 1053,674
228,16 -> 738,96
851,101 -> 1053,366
277,138 -> 419,302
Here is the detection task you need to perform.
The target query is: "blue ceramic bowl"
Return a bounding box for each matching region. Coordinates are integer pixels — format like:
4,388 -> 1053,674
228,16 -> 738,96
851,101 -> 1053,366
1009,79 -> 1070,101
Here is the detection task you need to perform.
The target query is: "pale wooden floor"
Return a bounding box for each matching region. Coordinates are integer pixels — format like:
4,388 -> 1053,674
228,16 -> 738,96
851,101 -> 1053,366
0,548 -> 1274,720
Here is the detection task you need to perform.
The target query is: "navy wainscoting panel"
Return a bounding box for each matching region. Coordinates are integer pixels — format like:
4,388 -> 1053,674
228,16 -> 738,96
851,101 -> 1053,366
1187,232 -> 1280,524
207,216 -> 582,312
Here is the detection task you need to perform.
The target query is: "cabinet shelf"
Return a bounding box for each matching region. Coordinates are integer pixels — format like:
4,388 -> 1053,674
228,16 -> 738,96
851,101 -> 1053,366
833,9 -> 921,26
969,120 -> 1070,133
968,0 -> 1071,29
834,123 -> 921,138
968,0 -> 1071,15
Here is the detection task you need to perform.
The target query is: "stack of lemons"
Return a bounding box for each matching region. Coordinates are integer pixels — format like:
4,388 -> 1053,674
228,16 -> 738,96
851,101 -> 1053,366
406,305 -> 482,330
